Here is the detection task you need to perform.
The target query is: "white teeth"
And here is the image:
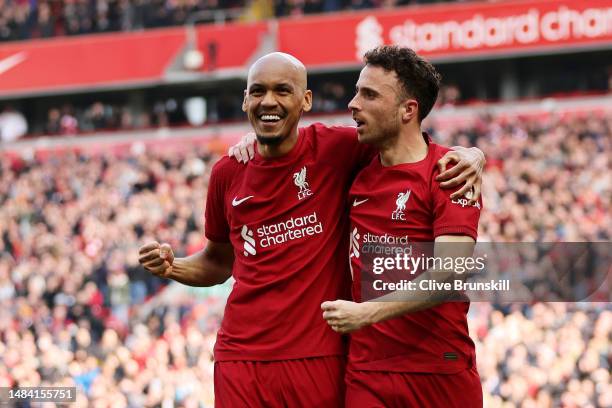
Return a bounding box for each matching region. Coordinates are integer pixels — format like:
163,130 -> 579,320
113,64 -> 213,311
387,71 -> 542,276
260,115 -> 281,121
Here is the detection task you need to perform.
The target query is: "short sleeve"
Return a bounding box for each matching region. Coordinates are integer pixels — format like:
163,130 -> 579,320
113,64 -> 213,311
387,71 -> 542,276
204,161 -> 230,242
432,174 -> 482,241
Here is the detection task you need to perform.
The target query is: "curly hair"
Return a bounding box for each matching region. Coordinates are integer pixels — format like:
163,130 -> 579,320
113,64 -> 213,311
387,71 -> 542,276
363,46 -> 441,122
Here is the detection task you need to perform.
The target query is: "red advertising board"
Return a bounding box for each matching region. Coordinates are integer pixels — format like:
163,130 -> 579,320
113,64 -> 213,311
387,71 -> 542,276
0,23 -> 267,97
278,0 -> 612,67
195,23 -> 269,70
0,29 -> 187,96
0,0 -> 609,96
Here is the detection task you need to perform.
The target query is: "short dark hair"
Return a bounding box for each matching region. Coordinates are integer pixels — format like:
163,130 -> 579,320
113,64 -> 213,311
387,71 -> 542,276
364,46 -> 441,122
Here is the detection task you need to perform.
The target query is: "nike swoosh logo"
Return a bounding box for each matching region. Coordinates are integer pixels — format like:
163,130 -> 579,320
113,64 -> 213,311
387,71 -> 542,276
0,52 -> 27,76
353,198 -> 368,207
232,195 -> 254,206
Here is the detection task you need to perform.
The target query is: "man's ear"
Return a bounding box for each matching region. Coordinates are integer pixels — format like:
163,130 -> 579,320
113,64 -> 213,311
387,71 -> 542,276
302,89 -> 313,113
401,99 -> 419,123
242,90 -> 248,112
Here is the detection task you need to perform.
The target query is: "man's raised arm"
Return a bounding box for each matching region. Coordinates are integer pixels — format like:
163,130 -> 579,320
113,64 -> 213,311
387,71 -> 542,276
139,240 -> 233,287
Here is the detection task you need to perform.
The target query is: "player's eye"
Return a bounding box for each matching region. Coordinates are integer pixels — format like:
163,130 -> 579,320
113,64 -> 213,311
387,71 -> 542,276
364,90 -> 377,99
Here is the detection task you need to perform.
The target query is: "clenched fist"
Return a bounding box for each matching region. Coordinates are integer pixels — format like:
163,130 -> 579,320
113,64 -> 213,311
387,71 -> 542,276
321,300 -> 374,334
138,241 -> 175,278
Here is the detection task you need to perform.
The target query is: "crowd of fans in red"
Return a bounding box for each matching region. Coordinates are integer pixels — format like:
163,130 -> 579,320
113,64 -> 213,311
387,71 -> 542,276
0,112 -> 610,406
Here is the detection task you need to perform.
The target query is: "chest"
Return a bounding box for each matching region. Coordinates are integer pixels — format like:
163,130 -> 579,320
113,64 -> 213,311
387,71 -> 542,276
226,160 -> 347,230
349,177 -> 434,239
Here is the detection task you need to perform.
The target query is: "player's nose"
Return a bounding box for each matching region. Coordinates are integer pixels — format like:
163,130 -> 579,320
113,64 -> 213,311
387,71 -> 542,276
348,95 -> 360,111
261,91 -> 278,107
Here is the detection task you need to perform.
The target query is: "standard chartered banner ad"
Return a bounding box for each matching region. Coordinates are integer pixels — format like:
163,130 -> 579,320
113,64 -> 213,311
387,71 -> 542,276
354,242 -> 610,303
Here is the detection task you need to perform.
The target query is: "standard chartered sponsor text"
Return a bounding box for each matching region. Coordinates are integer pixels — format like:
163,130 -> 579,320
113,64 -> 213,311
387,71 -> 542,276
257,212 -> 323,247
389,6 -> 612,53
361,233 -> 413,256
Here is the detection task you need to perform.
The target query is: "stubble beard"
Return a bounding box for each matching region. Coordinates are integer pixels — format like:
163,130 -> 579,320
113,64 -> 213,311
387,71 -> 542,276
256,134 -> 286,146
365,115 -> 401,149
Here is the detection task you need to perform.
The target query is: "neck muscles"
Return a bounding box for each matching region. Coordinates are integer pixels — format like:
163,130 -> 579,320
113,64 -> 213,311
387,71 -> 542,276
379,129 -> 428,167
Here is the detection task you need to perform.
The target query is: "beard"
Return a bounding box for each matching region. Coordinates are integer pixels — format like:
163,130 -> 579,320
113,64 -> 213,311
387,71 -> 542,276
361,119 -> 401,148
256,133 -> 286,146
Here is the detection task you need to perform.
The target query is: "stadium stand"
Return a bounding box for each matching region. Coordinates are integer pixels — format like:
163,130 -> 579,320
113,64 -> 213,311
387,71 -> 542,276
1,104 -> 610,406
0,0 -> 474,42
0,0 -> 610,406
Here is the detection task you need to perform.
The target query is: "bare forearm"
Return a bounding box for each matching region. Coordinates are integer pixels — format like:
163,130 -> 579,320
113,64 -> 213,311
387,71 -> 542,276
363,237 -> 474,325
169,247 -> 232,287
362,273 -> 453,324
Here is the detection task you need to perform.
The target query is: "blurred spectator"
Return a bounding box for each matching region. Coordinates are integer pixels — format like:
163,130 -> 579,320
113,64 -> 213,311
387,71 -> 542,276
119,108 -> 135,129
45,108 -> 62,134
87,102 -> 110,130
437,84 -> 461,107
40,102 -> 148,135
0,106 -> 27,142
36,2 -> 55,38
59,104 -> 79,134
312,81 -> 349,112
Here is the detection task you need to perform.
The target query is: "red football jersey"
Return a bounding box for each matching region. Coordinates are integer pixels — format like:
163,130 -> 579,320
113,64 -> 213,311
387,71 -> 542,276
348,139 -> 482,374
205,123 -> 374,361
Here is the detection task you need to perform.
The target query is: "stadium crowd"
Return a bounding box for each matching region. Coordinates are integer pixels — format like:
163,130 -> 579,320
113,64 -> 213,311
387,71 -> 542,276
0,0 -> 475,42
434,113 -> 610,242
0,111 -> 610,406
18,82 -> 458,137
42,101 -> 170,135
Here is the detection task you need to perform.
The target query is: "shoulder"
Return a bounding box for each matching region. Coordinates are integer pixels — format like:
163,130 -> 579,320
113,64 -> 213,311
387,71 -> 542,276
302,123 -> 362,163
301,122 -> 376,175
430,143 -> 452,160
211,155 -> 243,173
210,155 -> 245,183
427,143 -> 452,175
303,122 -> 357,142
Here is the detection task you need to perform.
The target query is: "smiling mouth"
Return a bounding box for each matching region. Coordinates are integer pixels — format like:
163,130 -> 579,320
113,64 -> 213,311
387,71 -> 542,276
354,118 -> 365,127
258,114 -> 283,124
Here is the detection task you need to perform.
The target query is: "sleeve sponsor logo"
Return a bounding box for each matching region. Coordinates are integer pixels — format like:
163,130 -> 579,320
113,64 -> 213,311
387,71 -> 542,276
451,189 -> 481,209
